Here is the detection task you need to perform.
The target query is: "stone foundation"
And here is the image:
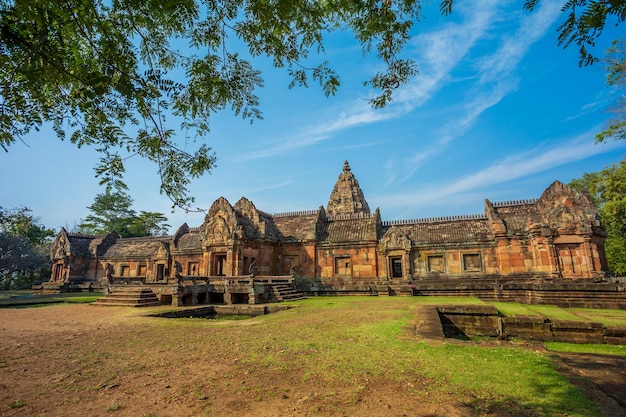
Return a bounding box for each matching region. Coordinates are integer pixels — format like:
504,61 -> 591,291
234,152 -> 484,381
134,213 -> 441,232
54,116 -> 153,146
436,305 -> 626,345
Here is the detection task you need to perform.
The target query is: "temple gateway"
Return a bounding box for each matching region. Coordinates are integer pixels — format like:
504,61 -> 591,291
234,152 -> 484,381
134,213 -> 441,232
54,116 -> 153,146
45,161 -> 614,306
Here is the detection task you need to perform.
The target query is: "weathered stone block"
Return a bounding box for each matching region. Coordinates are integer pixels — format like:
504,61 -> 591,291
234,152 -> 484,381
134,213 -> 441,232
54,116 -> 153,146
502,316 -> 553,341
551,320 -> 605,344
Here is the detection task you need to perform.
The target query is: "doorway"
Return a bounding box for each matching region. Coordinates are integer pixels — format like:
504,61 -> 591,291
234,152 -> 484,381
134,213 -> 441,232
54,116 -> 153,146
214,254 -> 227,276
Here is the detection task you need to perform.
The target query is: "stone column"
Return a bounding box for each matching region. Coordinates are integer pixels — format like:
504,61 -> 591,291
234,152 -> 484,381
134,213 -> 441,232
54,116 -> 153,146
582,236 -> 593,278
547,237 -> 561,278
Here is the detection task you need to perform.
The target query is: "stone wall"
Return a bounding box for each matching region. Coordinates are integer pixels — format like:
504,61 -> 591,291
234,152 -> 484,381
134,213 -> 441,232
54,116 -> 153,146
437,305 -> 626,344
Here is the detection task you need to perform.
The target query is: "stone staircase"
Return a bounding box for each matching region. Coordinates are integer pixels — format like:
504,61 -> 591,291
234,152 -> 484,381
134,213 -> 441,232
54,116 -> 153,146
412,305 -> 445,340
94,286 -> 161,307
268,283 -> 306,302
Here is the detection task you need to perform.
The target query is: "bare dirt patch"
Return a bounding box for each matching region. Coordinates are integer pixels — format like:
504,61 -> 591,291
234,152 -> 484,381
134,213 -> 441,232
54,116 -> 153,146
551,352 -> 626,417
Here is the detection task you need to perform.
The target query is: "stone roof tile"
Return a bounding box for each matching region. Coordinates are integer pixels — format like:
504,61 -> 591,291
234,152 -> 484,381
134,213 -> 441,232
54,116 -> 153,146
493,203 -> 539,234
273,213 -> 319,241
319,217 -> 377,243
102,237 -> 168,259
176,231 -> 202,250
385,219 -> 493,245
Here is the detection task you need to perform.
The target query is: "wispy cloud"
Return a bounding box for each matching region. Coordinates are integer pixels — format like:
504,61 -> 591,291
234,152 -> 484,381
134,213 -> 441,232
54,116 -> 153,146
387,0 -> 564,186
375,128 -> 626,210
245,179 -> 293,194
238,1 -> 501,162
236,102 -> 401,161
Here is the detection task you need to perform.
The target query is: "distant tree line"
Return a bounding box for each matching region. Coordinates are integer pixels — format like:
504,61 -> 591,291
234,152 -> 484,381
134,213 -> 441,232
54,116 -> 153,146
0,189 -> 169,290
0,207 -> 53,290
570,159 -> 626,276
76,189 -> 170,237
571,37 -> 626,276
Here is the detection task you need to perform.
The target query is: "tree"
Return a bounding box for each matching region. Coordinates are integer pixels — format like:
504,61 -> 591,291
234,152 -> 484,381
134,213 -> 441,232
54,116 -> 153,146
78,189 -> 170,237
596,38 -> 626,142
521,1 -> 626,67
0,206 -> 55,245
0,206 -> 53,289
0,232 -> 49,290
570,159 -> 626,276
130,211 -> 170,237
0,1 -> 622,209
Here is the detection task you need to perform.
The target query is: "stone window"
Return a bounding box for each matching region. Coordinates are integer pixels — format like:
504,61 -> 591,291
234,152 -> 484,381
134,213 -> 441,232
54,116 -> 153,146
120,265 -> 130,277
428,255 -> 445,273
335,256 -> 351,276
188,262 -> 199,276
390,256 -> 403,278
462,253 -> 482,272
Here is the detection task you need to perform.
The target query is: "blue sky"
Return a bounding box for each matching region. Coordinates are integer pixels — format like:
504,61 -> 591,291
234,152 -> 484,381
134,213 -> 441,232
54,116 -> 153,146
1,0 -> 625,233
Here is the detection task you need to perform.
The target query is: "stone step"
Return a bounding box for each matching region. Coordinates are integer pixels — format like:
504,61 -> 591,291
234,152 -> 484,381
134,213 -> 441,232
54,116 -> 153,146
269,284 -> 306,302
413,306 -> 445,340
94,298 -> 161,306
94,286 -> 161,307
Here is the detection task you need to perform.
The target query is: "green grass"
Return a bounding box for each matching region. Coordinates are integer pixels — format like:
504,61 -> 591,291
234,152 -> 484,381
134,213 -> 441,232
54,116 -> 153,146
0,292 -> 103,307
7,400 -> 25,409
62,294 -> 103,303
8,295 -> 619,416
490,301 -> 626,327
407,296 -> 486,305
545,342 -> 626,356
525,305 -> 588,321
568,308 -> 626,327
490,302 -> 537,317
223,297 -> 601,416
106,403 -> 121,412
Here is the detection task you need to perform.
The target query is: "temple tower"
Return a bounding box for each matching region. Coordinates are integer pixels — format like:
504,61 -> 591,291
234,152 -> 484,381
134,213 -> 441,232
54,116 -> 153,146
326,161 -> 370,216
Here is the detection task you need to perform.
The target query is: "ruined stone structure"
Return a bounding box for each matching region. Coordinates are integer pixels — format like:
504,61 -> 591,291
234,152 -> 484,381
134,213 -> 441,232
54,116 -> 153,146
45,161 -> 612,306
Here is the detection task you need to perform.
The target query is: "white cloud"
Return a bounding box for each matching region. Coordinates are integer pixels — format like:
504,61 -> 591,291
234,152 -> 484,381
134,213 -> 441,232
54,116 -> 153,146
238,1 -> 502,162
388,0 -> 563,186
375,128 -> 626,210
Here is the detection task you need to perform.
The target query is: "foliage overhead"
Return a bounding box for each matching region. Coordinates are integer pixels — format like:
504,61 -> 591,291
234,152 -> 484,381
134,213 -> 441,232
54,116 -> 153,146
78,189 -> 170,237
596,38 -> 626,142
569,159 -> 626,276
0,0 -> 622,209
521,0 -> 626,66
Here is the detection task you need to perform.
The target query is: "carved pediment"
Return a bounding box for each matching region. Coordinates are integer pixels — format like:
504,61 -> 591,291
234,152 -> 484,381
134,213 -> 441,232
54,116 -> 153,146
154,242 -> 170,260
379,227 -> 412,252
234,197 -> 260,225
234,197 -> 266,237
201,197 -> 239,245
51,229 -> 70,260
536,181 -> 598,235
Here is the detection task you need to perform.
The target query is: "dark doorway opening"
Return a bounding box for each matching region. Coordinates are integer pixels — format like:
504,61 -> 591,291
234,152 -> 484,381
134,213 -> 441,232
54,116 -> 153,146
231,293 -> 249,304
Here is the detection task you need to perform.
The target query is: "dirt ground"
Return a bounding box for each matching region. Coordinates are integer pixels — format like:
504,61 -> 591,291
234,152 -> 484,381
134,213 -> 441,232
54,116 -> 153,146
551,352 -> 626,417
0,304 -> 625,417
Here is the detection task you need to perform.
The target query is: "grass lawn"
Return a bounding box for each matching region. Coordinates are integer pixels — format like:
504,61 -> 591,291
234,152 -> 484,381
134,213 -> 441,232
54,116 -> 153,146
0,291 -> 103,307
215,296 -> 602,416
1,294 -> 623,415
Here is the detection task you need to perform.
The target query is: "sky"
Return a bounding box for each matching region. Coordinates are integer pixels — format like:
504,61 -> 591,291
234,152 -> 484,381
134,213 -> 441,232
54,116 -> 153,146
1,0 -> 625,234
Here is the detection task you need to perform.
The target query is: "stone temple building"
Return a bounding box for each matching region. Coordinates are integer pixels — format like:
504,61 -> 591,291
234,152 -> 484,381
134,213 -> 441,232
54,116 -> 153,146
45,161 -> 610,306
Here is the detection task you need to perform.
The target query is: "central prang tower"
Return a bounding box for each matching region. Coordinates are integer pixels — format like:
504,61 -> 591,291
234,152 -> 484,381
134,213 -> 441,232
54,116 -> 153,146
326,161 -> 370,216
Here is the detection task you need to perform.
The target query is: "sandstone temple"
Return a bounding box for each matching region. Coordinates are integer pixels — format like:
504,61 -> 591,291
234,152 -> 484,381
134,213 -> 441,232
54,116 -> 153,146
45,161 -> 618,307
